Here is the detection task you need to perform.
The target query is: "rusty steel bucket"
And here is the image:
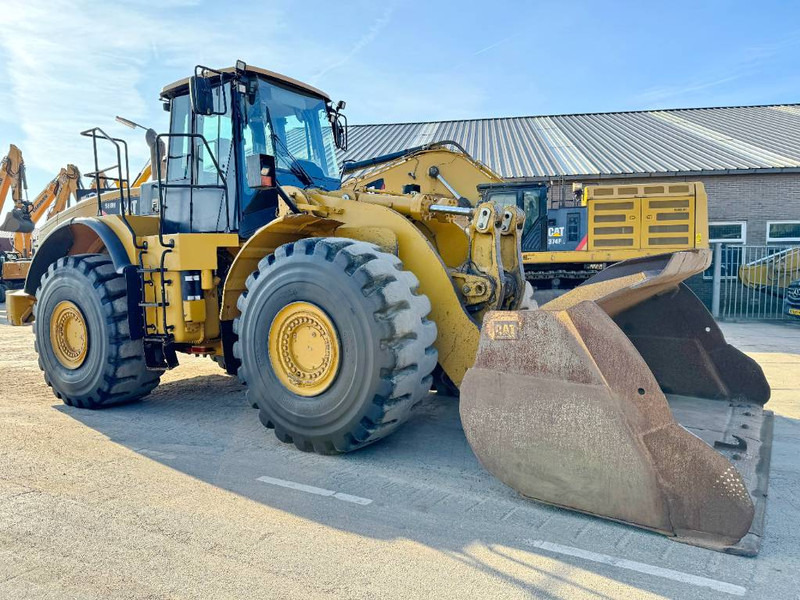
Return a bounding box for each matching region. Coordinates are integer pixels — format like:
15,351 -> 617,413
460,250 -> 772,555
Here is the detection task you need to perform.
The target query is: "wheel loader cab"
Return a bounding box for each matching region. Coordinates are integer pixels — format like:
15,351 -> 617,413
146,65 -> 344,238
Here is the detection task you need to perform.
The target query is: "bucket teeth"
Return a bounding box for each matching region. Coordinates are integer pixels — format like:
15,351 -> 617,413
460,250 -> 773,554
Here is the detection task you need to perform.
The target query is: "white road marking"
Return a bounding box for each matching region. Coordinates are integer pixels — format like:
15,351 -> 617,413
256,475 -> 373,506
526,540 -> 746,597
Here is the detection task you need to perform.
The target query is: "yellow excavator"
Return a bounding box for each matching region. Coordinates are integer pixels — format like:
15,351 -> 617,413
0,157 -> 82,299
342,142 -> 709,293
0,144 -> 29,236
7,63 -> 772,555
0,144 -> 30,298
739,247 -> 800,291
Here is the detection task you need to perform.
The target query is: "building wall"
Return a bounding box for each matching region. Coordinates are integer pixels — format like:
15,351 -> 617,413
544,172 -> 800,307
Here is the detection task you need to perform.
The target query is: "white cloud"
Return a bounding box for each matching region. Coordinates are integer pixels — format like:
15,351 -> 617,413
0,0 -> 495,194
0,0 -> 287,187
313,5 -> 395,80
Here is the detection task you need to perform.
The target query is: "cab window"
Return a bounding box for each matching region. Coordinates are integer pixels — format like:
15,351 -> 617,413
167,95 -> 191,182
486,191 -> 517,207
194,85 -> 233,186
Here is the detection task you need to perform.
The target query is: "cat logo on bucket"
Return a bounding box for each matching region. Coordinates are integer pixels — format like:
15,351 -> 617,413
487,315 -> 520,340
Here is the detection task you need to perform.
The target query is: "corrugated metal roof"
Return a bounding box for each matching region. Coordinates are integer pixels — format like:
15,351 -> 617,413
340,104 -> 800,179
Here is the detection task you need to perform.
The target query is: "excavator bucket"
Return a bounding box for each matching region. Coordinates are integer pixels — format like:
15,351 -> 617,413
0,207 -> 34,234
460,249 -> 773,555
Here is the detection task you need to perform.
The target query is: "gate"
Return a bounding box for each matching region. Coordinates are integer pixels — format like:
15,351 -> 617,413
711,243 -> 800,321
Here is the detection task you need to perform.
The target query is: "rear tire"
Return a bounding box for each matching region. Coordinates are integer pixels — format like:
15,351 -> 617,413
33,254 -> 160,409
0,282 -> 7,304
234,237 -> 438,454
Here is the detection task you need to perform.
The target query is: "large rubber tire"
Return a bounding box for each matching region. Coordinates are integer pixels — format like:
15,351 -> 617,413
234,237 -> 438,454
0,282 -> 7,304
33,254 -> 161,409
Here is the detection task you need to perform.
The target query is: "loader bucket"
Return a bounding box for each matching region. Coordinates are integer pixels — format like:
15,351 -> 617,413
460,250 -> 773,555
0,207 -> 34,234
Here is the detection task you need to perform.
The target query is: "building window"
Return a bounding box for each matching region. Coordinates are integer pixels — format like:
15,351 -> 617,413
766,221 -> 800,244
705,221 -> 746,280
709,222 -> 746,243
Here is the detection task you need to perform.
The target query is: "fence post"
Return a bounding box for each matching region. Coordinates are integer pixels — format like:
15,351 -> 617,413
711,242 -> 722,319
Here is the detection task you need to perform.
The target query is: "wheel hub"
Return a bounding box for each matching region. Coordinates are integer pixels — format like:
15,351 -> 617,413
50,300 -> 88,369
268,301 -> 340,396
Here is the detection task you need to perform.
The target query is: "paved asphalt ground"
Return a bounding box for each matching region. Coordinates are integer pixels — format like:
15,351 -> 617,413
1,310 -> 798,599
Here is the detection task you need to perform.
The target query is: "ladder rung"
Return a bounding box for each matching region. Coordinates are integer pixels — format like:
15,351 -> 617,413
139,302 -> 169,308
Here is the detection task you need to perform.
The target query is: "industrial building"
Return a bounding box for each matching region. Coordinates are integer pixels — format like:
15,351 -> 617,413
342,104 -> 800,307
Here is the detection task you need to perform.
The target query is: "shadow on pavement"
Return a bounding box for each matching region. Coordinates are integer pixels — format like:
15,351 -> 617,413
53,356 -> 800,599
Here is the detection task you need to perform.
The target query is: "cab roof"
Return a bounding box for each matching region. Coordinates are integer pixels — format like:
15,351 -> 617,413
160,65 -> 330,102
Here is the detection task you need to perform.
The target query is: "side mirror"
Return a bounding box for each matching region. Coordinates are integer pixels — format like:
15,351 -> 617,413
189,75 -> 225,116
333,114 -> 348,151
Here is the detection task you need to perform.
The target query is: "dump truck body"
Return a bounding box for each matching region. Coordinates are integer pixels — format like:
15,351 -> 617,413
11,63 -> 772,554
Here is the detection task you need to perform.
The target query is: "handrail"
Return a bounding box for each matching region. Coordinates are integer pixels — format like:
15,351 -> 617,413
80,127 -> 143,251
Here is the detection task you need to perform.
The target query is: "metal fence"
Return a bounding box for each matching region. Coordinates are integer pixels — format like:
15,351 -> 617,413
710,243 -> 800,321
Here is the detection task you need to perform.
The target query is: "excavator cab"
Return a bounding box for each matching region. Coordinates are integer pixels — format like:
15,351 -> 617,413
479,181 -> 548,253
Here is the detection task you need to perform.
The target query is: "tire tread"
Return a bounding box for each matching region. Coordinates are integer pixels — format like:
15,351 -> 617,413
234,238 -> 437,454
33,254 -> 160,409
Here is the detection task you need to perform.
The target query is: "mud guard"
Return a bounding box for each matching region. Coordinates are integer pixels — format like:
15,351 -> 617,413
460,250 -> 772,555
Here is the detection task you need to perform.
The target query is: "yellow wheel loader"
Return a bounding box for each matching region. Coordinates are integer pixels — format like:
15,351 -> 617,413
8,63 -> 773,555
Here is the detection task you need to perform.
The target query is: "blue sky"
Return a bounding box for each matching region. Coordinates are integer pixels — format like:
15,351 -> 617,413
1,0 -> 798,197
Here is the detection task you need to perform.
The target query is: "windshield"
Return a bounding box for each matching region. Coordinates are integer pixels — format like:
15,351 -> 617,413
242,78 -> 340,190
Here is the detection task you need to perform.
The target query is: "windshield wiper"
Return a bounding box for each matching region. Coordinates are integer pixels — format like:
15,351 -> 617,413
271,133 -> 315,188
261,103 -> 315,188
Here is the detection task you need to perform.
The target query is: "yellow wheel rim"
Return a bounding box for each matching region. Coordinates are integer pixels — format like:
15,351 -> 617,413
49,300 -> 89,369
268,301 -> 341,397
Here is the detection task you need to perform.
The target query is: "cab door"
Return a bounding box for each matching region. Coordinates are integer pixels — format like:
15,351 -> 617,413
519,188 -> 548,253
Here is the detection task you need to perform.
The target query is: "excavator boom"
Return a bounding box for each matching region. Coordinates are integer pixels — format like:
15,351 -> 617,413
1,164 -> 81,257
0,145 -> 29,235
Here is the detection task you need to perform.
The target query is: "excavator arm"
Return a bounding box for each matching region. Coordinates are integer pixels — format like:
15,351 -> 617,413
0,145 -> 28,232
3,164 -> 81,257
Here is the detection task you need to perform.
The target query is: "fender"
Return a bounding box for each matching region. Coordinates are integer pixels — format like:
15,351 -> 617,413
220,213 -> 340,321
25,218 -> 145,339
220,196 -> 481,386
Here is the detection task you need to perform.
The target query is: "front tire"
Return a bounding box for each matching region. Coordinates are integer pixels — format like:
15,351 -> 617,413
33,254 -> 160,408
234,238 -> 438,454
